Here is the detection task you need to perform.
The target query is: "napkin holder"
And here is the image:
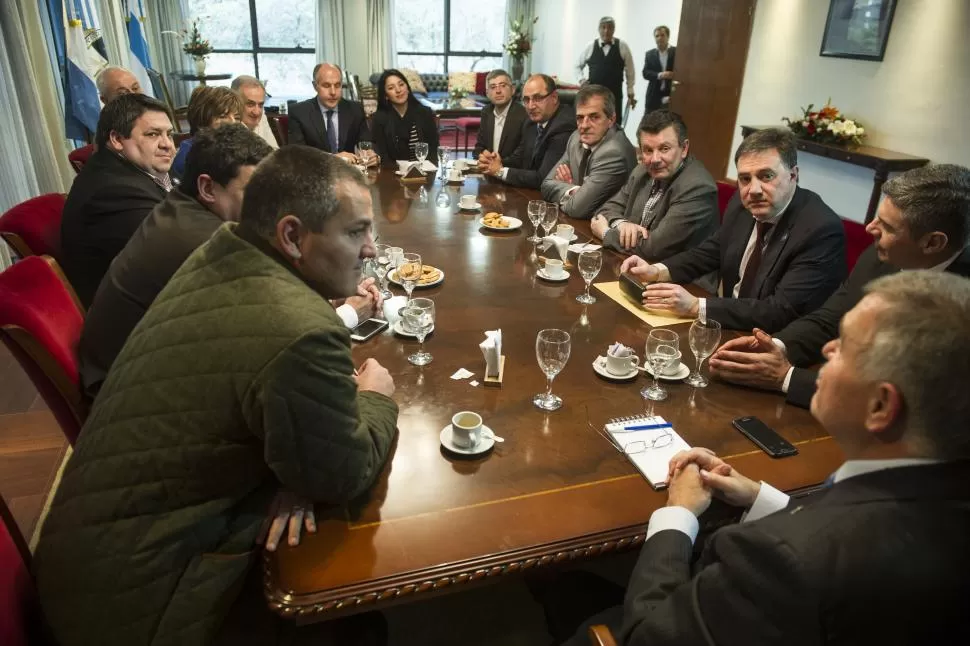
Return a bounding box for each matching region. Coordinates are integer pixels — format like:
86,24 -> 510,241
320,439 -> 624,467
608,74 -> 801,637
400,163 -> 428,184
482,330 -> 505,387
483,356 -> 506,386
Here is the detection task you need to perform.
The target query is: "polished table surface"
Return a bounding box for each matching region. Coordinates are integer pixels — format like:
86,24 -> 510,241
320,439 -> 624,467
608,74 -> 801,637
264,170 -> 844,620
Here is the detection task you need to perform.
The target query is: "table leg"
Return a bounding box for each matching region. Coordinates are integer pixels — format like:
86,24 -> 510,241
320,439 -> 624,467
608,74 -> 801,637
865,168 -> 888,224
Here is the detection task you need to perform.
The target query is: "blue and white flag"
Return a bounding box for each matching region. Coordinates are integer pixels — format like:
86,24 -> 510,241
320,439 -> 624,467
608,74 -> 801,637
126,0 -> 155,98
64,6 -> 108,137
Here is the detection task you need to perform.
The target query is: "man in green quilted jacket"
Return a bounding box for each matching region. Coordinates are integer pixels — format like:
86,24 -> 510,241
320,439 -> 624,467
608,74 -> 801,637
34,147 -> 399,645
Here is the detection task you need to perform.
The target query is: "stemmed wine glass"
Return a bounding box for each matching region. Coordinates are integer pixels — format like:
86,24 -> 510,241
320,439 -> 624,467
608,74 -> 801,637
642,329 -> 681,401
373,243 -> 393,299
540,202 -> 559,238
397,252 -> 422,303
414,142 -> 430,169
686,319 -> 722,387
534,329 -> 571,411
576,249 -> 602,304
437,146 -> 452,180
355,141 -> 375,168
527,200 -> 544,243
403,298 -> 435,365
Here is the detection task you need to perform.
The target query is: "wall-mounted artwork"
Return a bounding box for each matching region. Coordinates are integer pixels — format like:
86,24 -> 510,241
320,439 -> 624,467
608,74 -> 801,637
820,0 -> 897,61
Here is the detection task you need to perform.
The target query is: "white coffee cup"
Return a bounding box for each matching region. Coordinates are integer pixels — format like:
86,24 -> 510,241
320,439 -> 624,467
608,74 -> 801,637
447,169 -> 462,182
662,356 -> 684,376
556,224 -> 574,239
451,411 -> 482,448
382,295 -> 408,325
544,259 -> 565,278
397,160 -> 411,173
452,159 -> 467,171
459,194 -> 477,209
606,352 -> 640,376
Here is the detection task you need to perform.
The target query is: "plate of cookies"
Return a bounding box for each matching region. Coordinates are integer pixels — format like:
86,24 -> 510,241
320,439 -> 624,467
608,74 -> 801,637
387,264 -> 445,288
479,212 -> 523,231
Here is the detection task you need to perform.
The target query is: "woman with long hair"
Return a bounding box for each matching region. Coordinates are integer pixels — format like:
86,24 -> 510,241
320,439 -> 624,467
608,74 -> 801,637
370,69 -> 439,168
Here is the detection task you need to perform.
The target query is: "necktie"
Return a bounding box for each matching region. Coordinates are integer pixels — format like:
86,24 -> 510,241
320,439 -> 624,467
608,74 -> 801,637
530,123 -> 546,166
326,109 -> 338,152
738,221 -> 774,298
578,147 -> 592,186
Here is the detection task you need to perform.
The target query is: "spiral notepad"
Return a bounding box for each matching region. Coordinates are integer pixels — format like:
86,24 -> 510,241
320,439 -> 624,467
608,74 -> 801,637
605,415 -> 691,489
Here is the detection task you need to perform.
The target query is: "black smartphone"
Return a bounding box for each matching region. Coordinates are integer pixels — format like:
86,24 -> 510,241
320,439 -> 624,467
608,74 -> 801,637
350,318 -> 389,342
619,272 -> 647,303
732,416 -> 798,458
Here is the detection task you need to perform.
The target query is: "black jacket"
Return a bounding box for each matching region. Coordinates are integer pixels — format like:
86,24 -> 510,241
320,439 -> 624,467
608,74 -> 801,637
60,149 -> 167,307
370,102 -> 439,168
779,244 -> 970,408
663,187 -> 846,332
501,103 -> 576,190
642,46 -> 676,112
287,97 -> 370,154
472,101 -> 528,159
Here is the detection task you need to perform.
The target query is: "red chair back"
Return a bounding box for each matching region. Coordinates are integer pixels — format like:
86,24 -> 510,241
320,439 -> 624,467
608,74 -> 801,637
67,143 -> 94,174
0,256 -> 87,445
715,180 -> 737,222
269,114 -> 289,146
0,495 -> 39,646
842,218 -> 872,273
0,194 -> 66,261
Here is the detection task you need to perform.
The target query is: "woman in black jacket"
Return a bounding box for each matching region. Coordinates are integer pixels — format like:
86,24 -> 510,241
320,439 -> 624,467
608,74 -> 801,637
371,69 -> 439,168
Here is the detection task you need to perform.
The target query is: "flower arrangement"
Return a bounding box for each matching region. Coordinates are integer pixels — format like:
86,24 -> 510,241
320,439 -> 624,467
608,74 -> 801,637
181,19 -> 213,58
448,86 -> 467,101
783,99 -> 865,145
504,15 -> 538,59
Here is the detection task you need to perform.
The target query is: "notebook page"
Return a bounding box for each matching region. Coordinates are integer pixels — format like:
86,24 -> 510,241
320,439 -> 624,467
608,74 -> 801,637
606,417 -> 692,489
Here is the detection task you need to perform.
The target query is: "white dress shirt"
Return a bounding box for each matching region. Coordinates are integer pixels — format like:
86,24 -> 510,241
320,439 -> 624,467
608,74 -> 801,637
335,303 -> 358,329
254,112 -> 279,150
492,103 -> 511,154
576,38 -> 636,95
658,48 -> 671,105
648,458 -> 943,544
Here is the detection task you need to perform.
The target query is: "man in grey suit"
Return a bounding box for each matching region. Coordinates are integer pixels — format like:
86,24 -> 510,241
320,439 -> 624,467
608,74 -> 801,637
541,84 -> 637,219
590,110 -> 718,261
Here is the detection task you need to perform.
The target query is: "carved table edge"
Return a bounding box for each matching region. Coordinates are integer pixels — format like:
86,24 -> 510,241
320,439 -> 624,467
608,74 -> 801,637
262,527 -> 647,618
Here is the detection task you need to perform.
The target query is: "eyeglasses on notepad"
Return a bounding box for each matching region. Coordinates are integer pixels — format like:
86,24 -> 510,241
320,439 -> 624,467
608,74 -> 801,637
585,406 -> 674,455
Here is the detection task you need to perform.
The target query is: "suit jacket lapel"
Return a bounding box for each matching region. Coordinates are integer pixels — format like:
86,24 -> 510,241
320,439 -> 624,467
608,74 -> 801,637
725,213 -> 755,292
337,100 -> 352,152
308,101 -> 329,151
753,189 -> 804,296
624,168 -> 653,223
482,106 -> 496,151
497,106 -> 517,153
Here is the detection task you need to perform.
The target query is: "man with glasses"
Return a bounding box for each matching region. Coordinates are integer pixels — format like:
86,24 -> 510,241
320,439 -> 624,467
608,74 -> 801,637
289,62 -> 373,165
473,69 -> 527,160
541,84 -> 637,219
479,73 -> 575,190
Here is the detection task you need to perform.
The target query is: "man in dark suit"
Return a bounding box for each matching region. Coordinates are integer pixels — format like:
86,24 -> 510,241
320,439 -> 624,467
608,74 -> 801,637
710,163 -> 970,407
642,25 -> 675,113
589,110 -> 718,261
472,69 -> 527,160
542,84 -> 637,219
620,128 -> 846,332
288,63 -> 373,165
61,93 -> 175,307
552,270 -> 970,646
479,74 -> 575,190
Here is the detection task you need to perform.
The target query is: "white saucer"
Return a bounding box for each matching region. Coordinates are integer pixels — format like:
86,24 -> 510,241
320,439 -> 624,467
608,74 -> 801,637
459,202 -> 482,211
643,362 -> 691,381
440,424 -> 496,455
560,233 -> 578,242
592,355 -> 639,381
479,216 -> 523,231
393,319 -> 435,338
537,268 -> 570,282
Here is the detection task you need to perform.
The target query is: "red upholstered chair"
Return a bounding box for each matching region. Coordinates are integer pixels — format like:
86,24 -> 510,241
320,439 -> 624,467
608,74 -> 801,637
842,217 -> 872,273
455,117 -> 481,153
0,193 -> 66,261
715,180 -> 738,222
0,256 -> 87,445
0,494 -> 45,646
475,72 -> 487,96
68,143 -> 94,174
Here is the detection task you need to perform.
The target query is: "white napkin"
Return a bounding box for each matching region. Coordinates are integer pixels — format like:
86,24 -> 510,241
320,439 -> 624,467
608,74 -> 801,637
480,329 -> 503,377
608,342 -> 634,358
539,235 -> 569,260
450,368 -> 474,380
568,242 -> 602,254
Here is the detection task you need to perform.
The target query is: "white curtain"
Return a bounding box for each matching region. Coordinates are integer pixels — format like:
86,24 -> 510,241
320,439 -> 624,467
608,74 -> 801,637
0,0 -> 74,213
316,0 -> 346,68
145,0 -> 191,106
504,0 -> 536,77
366,0 -> 392,73
95,0 -> 131,68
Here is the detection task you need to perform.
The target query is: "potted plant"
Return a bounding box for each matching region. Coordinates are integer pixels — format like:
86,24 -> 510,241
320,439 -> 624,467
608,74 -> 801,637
182,19 -> 213,77
782,100 -> 866,146
504,15 -> 538,84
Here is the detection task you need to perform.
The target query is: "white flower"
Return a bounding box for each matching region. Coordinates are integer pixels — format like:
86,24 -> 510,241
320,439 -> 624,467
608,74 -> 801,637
856,127 -> 865,135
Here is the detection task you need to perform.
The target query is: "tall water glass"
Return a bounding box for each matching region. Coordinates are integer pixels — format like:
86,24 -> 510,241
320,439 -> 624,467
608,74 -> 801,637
642,329 -> 681,401
414,142 -> 429,166
397,252 -> 422,302
403,298 -> 435,365
686,319 -> 722,387
576,250 -> 602,304
355,141 -> 375,167
374,243 -> 392,299
527,200 -> 544,243
437,146 -> 452,179
534,329 -> 571,411
541,202 -> 559,238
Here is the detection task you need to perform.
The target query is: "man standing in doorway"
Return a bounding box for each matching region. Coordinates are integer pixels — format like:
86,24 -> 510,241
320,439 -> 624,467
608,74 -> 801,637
643,25 -> 676,113
577,16 -> 637,118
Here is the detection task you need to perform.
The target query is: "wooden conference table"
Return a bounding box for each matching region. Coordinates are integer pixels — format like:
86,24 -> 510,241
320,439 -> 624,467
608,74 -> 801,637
263,169 -> 844,621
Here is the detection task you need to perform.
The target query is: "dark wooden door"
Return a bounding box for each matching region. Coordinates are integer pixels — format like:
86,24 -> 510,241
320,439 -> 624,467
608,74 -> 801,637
670,0 -> 756,179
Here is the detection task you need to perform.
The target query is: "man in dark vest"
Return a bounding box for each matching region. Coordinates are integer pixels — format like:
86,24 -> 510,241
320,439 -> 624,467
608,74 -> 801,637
577,16 -> 637,118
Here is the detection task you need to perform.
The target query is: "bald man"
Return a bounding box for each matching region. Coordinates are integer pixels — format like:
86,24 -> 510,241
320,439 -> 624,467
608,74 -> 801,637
96,66 -> 142,104
288,63 -> 371,164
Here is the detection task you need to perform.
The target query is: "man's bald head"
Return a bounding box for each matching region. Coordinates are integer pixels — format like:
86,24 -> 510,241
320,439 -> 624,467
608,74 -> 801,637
97,66 -> 142,104
312,63 -> 344,109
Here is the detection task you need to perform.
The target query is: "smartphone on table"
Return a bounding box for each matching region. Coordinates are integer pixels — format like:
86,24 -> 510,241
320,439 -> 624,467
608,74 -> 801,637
732,416 -> 798,458
350,318 -> 389,342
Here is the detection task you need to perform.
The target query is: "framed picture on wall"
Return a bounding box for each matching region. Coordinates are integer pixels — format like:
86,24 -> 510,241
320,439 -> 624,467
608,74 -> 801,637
820,0 -> 897,61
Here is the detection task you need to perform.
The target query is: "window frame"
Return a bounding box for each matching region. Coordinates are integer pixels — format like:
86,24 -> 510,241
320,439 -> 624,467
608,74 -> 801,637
395,0 -> 506,74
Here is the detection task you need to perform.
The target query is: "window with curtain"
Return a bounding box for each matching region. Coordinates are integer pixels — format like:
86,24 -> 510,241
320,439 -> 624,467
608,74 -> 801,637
395,0 -> 508,73
185,0 -> 315,101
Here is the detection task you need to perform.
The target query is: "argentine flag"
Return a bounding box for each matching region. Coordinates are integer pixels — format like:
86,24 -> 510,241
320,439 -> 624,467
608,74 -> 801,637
65,12 -> 107,136
126,1 -> 155,98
